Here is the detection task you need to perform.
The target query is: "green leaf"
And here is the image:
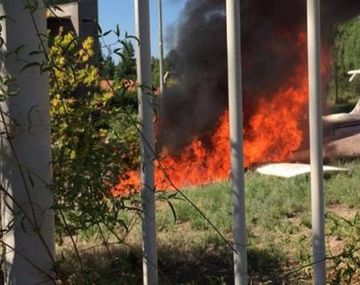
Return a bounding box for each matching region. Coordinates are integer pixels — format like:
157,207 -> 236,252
166,199 -> 177,224
125,33 -> 140,46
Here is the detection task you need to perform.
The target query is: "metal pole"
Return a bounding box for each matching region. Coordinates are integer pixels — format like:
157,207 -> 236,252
307,0 -> 326,283
1,1 -> 54,284
158,0 -> 165,94
134,1 -> 158,284
226,1 -> 248,284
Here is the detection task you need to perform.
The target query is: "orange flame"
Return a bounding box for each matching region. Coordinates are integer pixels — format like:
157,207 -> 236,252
113,32 -> 329,196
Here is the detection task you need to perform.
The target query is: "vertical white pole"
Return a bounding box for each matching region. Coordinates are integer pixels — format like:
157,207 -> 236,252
0,1 -> 55,284
307,0 -> 326,283
158,0 -> 165,94
226,1 -> 248,284
134,1 -> 158,284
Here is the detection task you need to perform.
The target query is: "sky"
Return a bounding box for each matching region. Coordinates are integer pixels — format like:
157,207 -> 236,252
98,0 -> 186,60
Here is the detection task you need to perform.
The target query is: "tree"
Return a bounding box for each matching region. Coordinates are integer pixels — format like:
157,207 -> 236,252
115,40 -> 136,80
329,16 -> 360,104
151,56 -> 171,88
101,55 -> 116,79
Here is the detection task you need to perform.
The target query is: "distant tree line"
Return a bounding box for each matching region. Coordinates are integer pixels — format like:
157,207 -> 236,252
100,40 -> 136,81
328,16 -> 360,105
100,40 -> 175,88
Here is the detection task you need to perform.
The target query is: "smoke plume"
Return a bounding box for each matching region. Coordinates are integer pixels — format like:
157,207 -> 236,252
158,0 -> 360,152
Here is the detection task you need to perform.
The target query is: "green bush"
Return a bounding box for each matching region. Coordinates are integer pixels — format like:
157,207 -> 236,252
49,31 -> 140,239
328,17 -> 360,104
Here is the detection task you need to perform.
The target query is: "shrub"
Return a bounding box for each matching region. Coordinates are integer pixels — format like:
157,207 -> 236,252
49,31 -> 139,238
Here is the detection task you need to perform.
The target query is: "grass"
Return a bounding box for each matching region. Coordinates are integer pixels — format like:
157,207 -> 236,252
58,158 -> 360,284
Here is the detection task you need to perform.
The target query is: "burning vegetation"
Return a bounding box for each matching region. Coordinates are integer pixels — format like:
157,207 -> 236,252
114,0 -> 360,195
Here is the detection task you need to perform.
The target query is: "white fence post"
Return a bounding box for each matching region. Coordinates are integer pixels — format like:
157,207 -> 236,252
307,0 -> 326,283
0,1 -> 55,284
134,0 -> 159,284
226,0 -> 248,284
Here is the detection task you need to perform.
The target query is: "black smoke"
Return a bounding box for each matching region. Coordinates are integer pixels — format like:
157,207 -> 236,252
158,0 -> 360,152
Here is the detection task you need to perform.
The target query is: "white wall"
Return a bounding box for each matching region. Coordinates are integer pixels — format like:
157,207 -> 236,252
0,1 -> 55,284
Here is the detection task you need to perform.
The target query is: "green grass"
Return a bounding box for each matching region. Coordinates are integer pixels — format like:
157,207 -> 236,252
58,158 -> 360,284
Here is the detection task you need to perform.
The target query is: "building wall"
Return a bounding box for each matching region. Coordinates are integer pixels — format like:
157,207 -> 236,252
78,0 -> 99,39
47,0 -> 99,62
46,2 -> 79,35
78,0 -> 99,61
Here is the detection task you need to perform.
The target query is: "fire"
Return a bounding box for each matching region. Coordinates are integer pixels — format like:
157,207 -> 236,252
113,32 -> 329,196
244,64 -> 308,165
114,113 -> 231,196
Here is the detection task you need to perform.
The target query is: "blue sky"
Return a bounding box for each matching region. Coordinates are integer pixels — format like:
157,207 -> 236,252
98,0 -> 186,60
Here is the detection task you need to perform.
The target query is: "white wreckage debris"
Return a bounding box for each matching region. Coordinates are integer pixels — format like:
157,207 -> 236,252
348,69 -> 360,82
256,163 -> 350,178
